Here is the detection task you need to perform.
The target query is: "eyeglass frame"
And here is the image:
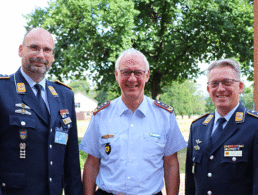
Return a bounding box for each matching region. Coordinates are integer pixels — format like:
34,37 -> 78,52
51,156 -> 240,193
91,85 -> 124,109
25,44 -> 54,56
118,69 -> 147,78
207,79 -> 240,88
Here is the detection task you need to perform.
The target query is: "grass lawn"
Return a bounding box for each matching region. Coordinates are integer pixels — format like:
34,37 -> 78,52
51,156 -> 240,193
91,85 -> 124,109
78,116 -> 191,173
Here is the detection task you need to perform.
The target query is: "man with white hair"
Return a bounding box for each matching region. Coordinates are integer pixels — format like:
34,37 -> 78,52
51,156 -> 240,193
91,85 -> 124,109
80,48 -> 186,195
185,58 -> 258,195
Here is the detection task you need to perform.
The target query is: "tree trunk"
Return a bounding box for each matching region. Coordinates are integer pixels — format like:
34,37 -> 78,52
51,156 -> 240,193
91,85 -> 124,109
151,70 -> 162,100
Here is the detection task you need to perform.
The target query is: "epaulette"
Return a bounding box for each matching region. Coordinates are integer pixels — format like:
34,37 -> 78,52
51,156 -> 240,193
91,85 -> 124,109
93,100 -> 111,115
154,100 -> 173,113
192,112 -> 210,123
247,110 -> 258,119
54,80 -> 72,90
0,74 -> 10,79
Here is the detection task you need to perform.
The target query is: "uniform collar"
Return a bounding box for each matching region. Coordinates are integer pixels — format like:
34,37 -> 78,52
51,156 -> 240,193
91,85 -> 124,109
20,67 -> 47,91
118,95 -> 147,117
214,102 -> 239,124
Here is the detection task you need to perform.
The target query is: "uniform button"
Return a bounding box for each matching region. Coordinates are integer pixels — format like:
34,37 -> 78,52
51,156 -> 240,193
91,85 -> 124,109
207,191 -> 212,195
208,173 -> 212,177
50,128 -> 52,132
49,145 -> 52,149
21,121 -> 26,126
50,161 -> 53,166
49,178 -> 52,182
209,155 -> 214,160
131,124 -> 133,127
2,183 -> 6,187
68,124 -> 71,128
129,159 -> 132,162
232,157 -> 236,162
128,177 -> 130,179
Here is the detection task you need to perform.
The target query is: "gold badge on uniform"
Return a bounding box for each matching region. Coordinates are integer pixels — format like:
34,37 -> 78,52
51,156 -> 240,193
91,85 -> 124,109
235,112 -> 244,123
203,115 -> 213,125
101,134 -> 114,139
17,83 -> 26,94
105,143 -> 111,155
48,86 -> 58,97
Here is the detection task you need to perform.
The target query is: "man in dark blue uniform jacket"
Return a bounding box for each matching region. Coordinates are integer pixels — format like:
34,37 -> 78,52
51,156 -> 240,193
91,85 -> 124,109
185,59 -> 258,195
0,28 -> 83,195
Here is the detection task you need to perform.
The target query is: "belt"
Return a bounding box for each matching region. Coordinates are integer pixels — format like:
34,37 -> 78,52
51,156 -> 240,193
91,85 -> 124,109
96,188 -> 162,195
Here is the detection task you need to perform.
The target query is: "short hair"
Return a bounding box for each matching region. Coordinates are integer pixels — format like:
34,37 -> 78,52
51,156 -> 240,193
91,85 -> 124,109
115,48 -> 150,70
207,58 -> 241,80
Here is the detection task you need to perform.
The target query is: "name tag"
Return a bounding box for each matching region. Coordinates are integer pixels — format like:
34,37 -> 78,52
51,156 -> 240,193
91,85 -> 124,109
54,127 -> 68,145
224,151 -> 242,157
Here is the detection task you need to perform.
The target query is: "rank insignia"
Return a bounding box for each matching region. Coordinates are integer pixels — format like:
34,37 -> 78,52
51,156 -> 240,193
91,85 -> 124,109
235,112 -> 244,123
149,133 -> 161,138
93,100 -> 111,115
48,86 -> 58,97
105,143 -> 111,155
19,129 -> 27,140
154,100 -> 173,113
15,109 -> 32,115
15,103 -> 31,109
16,83 -> 26,94
101,134 -> 114,139
202,114 -> 213,125
0,74 -> 10,79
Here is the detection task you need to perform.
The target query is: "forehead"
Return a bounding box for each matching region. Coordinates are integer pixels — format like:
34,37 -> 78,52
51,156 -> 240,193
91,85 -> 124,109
209,66 -> 237,80
24,29 -> 54,48
118,53 -> 146,70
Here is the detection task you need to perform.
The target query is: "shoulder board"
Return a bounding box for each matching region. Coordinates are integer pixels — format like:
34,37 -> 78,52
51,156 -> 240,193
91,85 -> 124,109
93,100 -> 111,115
247,110 -> 258,119
0,74 -> 10,79
192,112 -> 210,123
154,100 -> 173,113
54,80 -> 72,90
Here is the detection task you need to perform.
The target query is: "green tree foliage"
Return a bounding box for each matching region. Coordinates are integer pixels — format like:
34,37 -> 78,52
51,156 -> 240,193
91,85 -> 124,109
24,0 -> 253,99
69,80 -> 96,98
160,80 -> 205,117
205,97 -> 216,113
240,84 -> 253,110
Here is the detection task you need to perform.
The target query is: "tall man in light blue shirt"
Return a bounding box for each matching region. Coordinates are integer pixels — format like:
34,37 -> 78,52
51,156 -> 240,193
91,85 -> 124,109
80,48 -> 186,195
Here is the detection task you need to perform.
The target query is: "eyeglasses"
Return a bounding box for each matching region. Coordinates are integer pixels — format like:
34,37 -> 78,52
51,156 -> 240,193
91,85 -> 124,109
118,69 -> 146,78
207,79 -> 240,88
26,44 -> 54,56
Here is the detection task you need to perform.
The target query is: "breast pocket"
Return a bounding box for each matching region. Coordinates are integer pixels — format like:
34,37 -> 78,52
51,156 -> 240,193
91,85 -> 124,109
142,132 -> 166,159
220,151 -> 249,182
99,134 -> 120,161
8,115 -> 37,150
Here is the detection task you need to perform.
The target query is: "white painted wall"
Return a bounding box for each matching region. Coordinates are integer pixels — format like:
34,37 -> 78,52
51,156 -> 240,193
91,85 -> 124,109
74,91 -> 98,113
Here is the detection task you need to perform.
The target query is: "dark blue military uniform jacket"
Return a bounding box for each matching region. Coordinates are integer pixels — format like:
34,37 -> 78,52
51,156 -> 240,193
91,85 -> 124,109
185,103 -> 258,195
0,69 -> 83,195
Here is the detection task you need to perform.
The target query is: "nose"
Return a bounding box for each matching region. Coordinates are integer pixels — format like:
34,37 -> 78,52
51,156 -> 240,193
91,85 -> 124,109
128,72 -> 137,81
217,82 -> 226,91
36,48 -> 45,58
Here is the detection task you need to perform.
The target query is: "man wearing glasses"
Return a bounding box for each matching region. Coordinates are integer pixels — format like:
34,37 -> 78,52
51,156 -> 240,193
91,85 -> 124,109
0,28 -> 83,195
185,59 -> 258,195
80,48 -> 186,195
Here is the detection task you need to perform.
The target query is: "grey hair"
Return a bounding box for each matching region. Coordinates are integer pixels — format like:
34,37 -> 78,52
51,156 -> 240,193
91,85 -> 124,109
207,58 -> 241,80
115,48 -> 149,70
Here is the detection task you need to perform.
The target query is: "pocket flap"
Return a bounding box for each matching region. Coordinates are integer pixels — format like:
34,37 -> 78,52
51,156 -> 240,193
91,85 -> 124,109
0,172 -> 26,188
9,115 -> 36,129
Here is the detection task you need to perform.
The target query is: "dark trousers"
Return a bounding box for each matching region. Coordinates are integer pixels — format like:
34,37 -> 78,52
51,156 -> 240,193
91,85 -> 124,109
96,188 -> 162,195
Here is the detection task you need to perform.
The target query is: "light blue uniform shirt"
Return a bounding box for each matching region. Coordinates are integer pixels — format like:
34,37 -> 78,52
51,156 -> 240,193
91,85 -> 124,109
80,96 -> 186,195
20,67 -> 50,112
211,103 -> 239,135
